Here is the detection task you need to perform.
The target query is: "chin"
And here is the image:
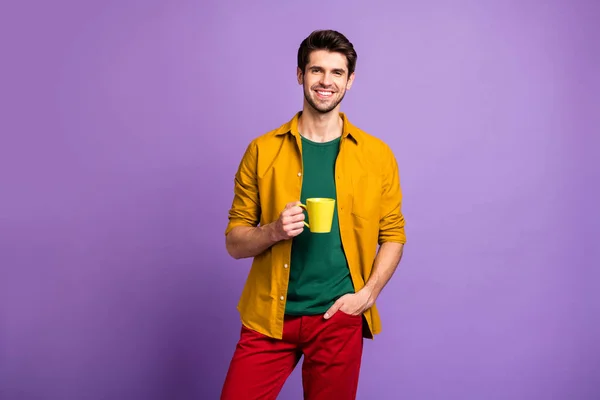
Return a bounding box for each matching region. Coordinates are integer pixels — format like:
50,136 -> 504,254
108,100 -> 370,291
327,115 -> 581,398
314,106 -> 337,114
304,92 -> 340,114
313,99 -> 336,110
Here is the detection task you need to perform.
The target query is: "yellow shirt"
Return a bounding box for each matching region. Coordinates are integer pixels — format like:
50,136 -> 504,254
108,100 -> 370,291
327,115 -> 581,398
225,112 -> 407,339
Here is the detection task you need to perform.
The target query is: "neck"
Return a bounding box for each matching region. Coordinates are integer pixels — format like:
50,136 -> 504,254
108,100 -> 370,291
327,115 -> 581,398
298,104 -> 343,143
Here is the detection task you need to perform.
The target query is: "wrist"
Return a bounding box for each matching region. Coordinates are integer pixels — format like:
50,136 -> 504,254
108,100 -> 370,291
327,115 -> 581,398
263,222 -> 281,244
359,285 -> 377,307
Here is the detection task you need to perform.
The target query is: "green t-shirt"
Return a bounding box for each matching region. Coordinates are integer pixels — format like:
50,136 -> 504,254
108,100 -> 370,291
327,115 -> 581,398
285,135 -> 355,315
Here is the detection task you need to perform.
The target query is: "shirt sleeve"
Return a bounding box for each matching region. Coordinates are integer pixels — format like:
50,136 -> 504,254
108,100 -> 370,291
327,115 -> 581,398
225,140 -> 261,235
378,144 -> 407,245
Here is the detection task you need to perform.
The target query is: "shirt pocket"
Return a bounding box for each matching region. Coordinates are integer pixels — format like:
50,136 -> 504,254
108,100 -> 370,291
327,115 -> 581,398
351,172 -> 381,221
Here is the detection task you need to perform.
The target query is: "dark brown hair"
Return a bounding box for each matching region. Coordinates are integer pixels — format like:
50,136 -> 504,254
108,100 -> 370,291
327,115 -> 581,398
297,30 -> 358,75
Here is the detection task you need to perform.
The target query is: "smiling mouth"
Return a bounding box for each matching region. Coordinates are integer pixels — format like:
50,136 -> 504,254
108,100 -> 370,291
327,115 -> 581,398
315,89 -> 334,98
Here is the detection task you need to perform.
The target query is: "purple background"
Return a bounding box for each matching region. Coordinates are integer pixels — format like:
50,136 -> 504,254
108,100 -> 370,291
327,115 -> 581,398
1,1 -> 599,399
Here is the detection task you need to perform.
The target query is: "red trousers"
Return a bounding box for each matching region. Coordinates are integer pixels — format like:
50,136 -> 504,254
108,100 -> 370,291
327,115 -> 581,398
220,312 -> 364,400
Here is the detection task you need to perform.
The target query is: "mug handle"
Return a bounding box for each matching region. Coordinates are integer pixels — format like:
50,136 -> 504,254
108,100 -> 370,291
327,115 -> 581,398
299,203 -> 309,228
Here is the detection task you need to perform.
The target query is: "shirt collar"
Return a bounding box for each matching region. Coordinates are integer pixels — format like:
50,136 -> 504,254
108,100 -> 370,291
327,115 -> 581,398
275,111 -> 360,143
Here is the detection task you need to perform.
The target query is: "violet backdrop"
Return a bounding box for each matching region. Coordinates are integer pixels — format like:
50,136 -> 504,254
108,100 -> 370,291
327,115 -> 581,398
1,0 -> 598,399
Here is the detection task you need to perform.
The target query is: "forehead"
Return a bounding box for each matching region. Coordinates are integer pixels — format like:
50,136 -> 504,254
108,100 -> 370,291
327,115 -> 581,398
306,50 -> 348,71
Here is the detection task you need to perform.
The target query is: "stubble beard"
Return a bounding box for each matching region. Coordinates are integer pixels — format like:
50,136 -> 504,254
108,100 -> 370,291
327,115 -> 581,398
303,84 -> 346,114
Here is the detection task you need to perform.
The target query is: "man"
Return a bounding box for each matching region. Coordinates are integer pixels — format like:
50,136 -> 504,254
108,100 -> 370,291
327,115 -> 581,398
220,29 -> 406,400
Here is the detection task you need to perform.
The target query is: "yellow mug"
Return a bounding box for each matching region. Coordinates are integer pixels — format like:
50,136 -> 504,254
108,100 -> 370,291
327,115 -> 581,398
299,198 -> 336,233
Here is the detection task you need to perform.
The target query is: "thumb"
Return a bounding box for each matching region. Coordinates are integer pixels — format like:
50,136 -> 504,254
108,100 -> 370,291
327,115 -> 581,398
324,300 -> 342,319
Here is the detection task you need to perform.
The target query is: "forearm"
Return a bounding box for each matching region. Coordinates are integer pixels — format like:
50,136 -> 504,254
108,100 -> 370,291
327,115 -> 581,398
360,242 -> 404,305
225,224 -> 279,259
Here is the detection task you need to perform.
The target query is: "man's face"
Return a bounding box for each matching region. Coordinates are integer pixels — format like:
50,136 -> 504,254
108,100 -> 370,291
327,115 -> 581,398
297,50 -> 355,114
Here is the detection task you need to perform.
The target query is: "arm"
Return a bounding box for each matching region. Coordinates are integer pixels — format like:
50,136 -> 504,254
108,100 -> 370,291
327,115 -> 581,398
227,202 -> 306,259
224,140 -> 265,259
226,224 -> 278,260
324,241 -> 404,318
358,241 -> 404,308
224,141 -> 306,259
360,143 -> 407,302
325,144 -> 406,318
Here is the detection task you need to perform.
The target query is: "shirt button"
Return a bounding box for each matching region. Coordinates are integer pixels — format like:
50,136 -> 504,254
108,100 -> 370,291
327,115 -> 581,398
280,296 -> 284,301
297,172 -> 302,177
284,264 -> 288,268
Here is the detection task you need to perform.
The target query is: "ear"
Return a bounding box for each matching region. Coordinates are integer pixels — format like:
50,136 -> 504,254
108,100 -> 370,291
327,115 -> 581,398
297,67 -> 304,85
346,72 -> 355,90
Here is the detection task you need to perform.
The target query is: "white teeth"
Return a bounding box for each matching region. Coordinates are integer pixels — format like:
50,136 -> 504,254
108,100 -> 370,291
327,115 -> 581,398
317,91 -> 333,97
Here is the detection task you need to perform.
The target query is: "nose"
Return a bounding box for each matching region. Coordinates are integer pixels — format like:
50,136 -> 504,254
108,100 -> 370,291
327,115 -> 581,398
319,72 -> 333,87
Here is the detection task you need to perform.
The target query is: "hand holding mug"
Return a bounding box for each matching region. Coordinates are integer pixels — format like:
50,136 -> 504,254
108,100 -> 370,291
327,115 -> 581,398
271,202 -> 305,241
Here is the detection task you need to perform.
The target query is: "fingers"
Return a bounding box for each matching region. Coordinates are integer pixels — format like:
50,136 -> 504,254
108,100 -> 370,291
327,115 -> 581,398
284,212 -> 305,224
283,205 -> 304,218
281,203 -> 305,224
283,221 -> 304,235
286,228 -> 304,237
277,201 -> 306,240
324,300 -> 342,319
